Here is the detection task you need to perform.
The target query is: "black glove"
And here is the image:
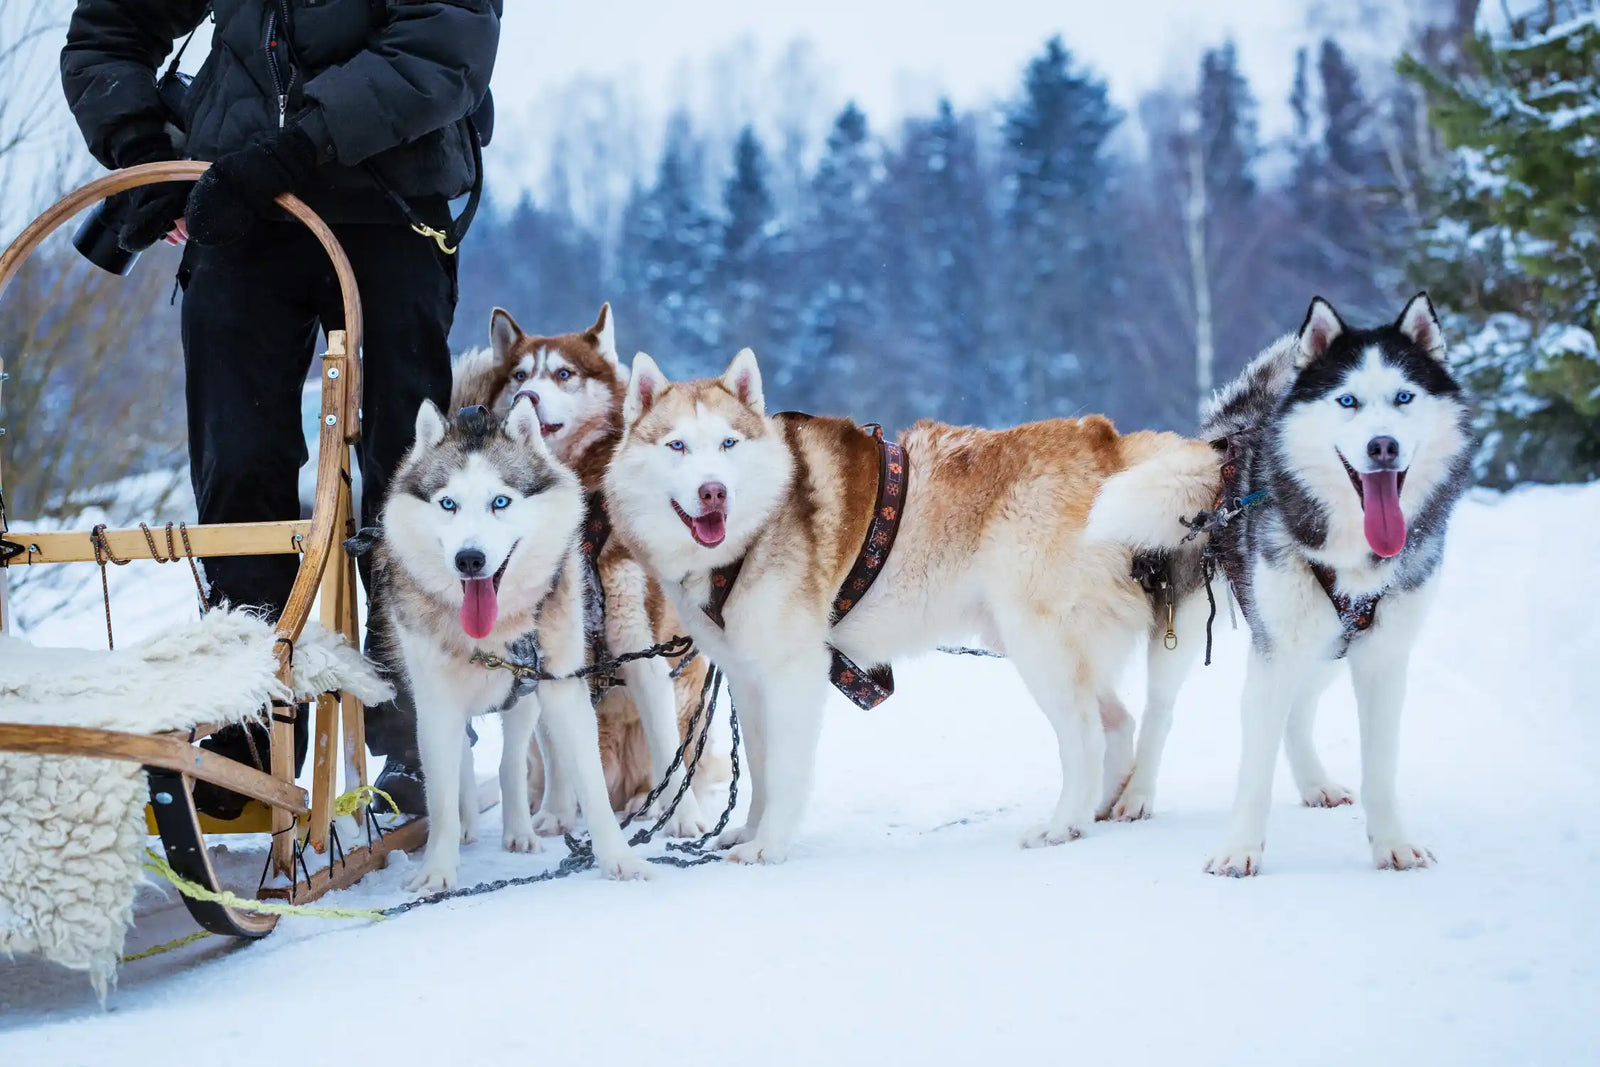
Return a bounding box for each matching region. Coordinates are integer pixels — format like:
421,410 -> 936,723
112,183 -> 193,252
104,123 -> 190,253
185,124 -> 321,246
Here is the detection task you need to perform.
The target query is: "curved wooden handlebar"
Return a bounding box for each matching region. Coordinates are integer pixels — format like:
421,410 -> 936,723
0,161 -> 363,416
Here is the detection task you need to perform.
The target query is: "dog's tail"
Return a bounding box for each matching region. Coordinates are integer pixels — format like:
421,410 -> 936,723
449,345 -> 500,412
1085,432 -> 1221,550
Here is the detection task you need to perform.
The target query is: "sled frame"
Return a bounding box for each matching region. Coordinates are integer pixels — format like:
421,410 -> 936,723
0,163 -> 414,939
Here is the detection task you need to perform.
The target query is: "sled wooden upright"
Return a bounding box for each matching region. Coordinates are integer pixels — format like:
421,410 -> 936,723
0,163 -> 428,940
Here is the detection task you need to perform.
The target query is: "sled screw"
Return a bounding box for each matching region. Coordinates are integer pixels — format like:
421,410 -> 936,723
325,415 -> 337,426
327,367 -> 339,380
154,791 -> 173,805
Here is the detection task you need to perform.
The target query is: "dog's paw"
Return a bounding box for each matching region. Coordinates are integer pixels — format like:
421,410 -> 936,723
1204,845 -> 1264,878
661,801 -> 709,839
716,823 -> 754,850
1373,840 -> 1435,871
725,840 -> 789,865
406,862 -> 460,894
1109,790 -> 1155,822
1300,783 -> 1356,808
531,808 -> 579,837
1020,822 -> 1083,848
595,852 -> 654,882
459,823 -> 479,846
503,828 -> 544,854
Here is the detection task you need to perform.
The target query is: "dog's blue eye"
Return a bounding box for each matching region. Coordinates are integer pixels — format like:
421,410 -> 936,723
556,369 -> 572,382
439,497 -> 457,512
1395,390 -> 1415,405
722,437 -> 738,450
667,440 -> 686,453
492,495 -> 511,511
1337,394 -> 1358,409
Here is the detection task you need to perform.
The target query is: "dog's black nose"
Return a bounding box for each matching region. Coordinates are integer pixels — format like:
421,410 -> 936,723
699,482 -> 727,509
455,548 -> 487,577
1367,435 -> 1400,467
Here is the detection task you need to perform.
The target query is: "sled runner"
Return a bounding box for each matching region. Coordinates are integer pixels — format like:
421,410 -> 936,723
0,163 -> 417,950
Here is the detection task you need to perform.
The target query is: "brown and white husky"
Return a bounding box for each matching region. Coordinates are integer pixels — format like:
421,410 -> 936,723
602,348 -> 1221,863
452,305 -> 726,836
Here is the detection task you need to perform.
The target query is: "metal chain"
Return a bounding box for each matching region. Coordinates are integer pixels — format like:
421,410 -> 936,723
470,633 -> 695,687
937,645 -> 1005,659
377,663 -> 743,914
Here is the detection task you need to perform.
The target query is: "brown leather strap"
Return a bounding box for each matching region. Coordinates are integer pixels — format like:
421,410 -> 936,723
581,491 -> 611,563
1309,561 -> 1381,658
826,427 -> 906,710
702,558 -> 745,629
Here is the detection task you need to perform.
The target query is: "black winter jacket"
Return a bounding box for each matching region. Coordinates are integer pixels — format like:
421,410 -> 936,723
62,0 -> 501,223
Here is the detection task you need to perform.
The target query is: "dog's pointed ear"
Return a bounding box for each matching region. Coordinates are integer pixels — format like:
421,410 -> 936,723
504,392 -> 549,455
721,348 -> 765,414
624,353 -> 669,427
490,307 -> 523,364
1396,291 -> 1446,361
586,302 -> 619,364
1297,297 -> 1345,368
415,399 -> 447,449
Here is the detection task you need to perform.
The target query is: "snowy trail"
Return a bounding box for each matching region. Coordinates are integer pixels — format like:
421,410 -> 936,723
2,485 -> 1597,1065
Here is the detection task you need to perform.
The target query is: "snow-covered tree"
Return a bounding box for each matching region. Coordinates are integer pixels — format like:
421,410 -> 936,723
1403,2 -> 1600,483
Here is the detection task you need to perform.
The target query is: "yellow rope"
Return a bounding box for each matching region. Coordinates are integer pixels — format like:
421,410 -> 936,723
332,784 -> 399,818
121,930 -> 214,963
141,849 -> 386,922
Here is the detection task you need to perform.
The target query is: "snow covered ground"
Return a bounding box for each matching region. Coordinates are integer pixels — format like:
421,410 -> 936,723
2,484 -> 1598,1065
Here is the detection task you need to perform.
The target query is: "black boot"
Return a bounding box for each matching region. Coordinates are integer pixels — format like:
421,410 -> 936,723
373,751 -> 427,816
191,709 -> 308,819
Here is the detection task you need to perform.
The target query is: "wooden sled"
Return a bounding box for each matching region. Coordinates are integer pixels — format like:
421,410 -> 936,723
0,163 -> 422,941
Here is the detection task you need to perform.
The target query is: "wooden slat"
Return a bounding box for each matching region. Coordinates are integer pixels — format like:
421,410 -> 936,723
2,520 -> 312,566
0,723 -> 308,813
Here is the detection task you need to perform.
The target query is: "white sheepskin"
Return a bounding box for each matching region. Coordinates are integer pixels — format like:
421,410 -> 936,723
0,609 -> 393,999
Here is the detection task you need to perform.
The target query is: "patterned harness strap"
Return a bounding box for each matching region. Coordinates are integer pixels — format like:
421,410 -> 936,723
699,423 -> 908,710
578,492 -> 614,699
1308,561 -> 1380,659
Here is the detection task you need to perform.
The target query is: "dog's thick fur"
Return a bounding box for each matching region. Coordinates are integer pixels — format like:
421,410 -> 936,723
1093,293 -> 1473,875
452,305 -> 725,835
603,348 -> 1221,863
373,398 -> 650,889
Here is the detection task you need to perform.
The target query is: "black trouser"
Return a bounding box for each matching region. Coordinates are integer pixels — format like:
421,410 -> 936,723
179,220 -> 456,767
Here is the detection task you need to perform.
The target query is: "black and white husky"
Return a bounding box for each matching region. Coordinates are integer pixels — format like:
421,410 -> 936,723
1092,293 -> 1473,875
372,397 -> 651,891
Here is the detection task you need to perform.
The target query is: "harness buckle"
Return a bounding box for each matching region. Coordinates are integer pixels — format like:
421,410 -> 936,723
411,222 -> 458,255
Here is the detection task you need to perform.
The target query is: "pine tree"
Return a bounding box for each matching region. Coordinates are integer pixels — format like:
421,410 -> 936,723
616,113 -> 722,374
1001,36 -> 1122,420
1403,3 -> 1600,483
877,98 -> 997,426
718,125 -> 781,370
793,102 -> 886,414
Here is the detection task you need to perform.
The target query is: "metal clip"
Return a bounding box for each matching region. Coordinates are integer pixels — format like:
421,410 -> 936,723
1164,600 -> 1178,650
411,223 -> 458,255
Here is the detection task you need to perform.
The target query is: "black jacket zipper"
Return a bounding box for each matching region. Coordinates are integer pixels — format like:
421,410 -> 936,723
264,2 -> 295,129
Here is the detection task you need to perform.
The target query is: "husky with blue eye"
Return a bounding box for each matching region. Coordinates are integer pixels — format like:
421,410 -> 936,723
372,397 -> 652,892
1091,293 -> 1474,876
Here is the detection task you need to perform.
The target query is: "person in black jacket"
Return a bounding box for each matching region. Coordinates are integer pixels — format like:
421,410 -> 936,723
61,0 -> 502,817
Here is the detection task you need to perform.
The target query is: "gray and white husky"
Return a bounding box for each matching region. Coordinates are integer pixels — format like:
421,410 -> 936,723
372,396 -> 651,891
1091,293 -> 1473,875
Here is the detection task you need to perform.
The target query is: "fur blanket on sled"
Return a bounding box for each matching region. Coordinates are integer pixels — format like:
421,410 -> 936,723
0,610 -> 393,999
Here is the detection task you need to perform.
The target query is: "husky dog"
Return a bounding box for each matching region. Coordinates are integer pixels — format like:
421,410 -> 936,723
452,305 -> 725,835
602,348 -> 1221,863
372,397 -> 651,890
1093,293 -> 1472,875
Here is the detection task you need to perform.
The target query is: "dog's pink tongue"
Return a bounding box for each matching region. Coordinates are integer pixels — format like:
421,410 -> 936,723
692,512 -> 726,547
460,577 -> 499,640
1360,471 -> 1407,558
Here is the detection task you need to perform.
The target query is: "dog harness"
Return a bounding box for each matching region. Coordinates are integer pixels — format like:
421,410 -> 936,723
699,421 -> 908,710
1197,435 -> 1382,660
